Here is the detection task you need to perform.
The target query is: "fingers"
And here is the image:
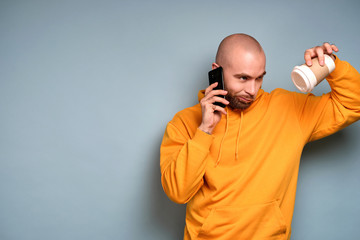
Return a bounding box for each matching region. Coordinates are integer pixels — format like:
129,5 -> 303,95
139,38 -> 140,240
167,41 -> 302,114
199,82 -> 228,134
323,42 -> 333,54
201,99 -> 227,118
331,44 -> 339,52
201,83 -> 229,115
205,90 -> 228,102
304,46 -> 325,66
213,104 -> 227,115
213,96 -> 229,106
315,46 -> 325,66
205,82 -> 217,95
324,42 -> 339,54
304,49 -> 314,66
204,82 -> 228,101
205,82 -> 227,95
304,42 -> 339,67
201,95 -> 229,109
206,102 -> 227,115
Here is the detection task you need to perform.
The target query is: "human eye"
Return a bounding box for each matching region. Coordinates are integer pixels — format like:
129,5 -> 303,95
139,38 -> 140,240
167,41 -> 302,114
256,76 -> 263,81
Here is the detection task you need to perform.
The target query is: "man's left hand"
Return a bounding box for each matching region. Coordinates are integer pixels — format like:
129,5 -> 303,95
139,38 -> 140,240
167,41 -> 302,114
304,42 -> 339,67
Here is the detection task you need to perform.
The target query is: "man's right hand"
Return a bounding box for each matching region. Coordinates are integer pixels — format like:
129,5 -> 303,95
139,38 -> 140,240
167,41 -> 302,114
198,82 -> 229,134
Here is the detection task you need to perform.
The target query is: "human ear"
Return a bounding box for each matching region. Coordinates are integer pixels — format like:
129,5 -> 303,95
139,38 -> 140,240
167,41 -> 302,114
212,62 -> 220,70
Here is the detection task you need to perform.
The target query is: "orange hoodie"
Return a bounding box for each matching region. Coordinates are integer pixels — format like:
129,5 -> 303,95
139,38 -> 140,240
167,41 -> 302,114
160,57 -> 360,240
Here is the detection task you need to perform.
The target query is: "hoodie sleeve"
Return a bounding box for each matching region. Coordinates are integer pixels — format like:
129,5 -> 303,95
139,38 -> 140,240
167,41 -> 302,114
160,116 -> 213,204
293,56 -> 360,142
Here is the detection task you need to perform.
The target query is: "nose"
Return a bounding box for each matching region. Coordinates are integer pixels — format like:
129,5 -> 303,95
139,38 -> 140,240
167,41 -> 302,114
245,79 -> 256,96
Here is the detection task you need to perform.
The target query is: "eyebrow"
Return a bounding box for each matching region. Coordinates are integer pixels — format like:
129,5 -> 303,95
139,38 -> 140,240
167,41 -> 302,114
234,71 -> 267,79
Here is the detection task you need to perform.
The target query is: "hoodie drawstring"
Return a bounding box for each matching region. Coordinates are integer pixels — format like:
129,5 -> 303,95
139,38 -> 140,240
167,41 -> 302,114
215,109 -> 244,167
235,111 -> 243,161
215,108 -> 229,166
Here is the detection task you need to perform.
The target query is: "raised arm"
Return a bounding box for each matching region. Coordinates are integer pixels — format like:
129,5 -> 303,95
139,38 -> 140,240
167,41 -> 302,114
160,83 -> 228,204
294,43 -> 360,141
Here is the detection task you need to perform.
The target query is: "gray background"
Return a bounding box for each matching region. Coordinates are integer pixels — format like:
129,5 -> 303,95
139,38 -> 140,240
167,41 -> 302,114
1,0 -> 359,239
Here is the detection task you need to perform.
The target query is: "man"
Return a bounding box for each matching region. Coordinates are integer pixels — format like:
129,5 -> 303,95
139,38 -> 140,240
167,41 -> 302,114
160,33 -> 360,240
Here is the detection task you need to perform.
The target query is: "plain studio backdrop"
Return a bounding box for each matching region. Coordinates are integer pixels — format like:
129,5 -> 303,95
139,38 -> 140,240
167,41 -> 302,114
1,0 -> 360,239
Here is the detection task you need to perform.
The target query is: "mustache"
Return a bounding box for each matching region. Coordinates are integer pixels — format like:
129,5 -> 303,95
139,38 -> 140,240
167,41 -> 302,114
231,94 -> 255,101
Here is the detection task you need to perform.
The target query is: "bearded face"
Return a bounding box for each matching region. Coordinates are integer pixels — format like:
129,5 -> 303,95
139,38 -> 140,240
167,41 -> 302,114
225,90 -> 255,110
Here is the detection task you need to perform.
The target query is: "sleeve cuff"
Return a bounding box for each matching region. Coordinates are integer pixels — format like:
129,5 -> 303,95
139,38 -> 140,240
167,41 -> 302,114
190,128 -> 214,151
327,55 -> 349,81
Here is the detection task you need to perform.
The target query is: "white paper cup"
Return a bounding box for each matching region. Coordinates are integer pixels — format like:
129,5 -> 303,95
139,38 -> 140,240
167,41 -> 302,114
291,55 -> 335,92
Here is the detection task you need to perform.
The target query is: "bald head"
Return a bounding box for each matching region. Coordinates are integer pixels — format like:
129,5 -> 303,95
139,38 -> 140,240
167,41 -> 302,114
215,33 -> 264,67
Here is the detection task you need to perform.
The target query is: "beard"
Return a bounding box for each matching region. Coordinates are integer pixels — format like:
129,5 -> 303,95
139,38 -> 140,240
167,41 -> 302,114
225,92 -> 254,110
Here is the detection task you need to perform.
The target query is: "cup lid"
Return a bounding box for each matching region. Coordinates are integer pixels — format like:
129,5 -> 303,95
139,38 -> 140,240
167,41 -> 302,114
291,65 -> 317,92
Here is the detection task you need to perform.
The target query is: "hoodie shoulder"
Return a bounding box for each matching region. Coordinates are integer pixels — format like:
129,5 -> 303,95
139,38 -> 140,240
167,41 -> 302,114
168,103 -> 202,139
269,88 -> 293,95
168,89 -> 206,131
172,103 -> 202,125
171,89 -> 205,125
269,88 -> 316,101
267,88 -> 301,101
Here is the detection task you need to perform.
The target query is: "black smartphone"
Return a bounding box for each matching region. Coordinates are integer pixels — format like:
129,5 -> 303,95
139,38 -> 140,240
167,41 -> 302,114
208,66 -> 226,108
